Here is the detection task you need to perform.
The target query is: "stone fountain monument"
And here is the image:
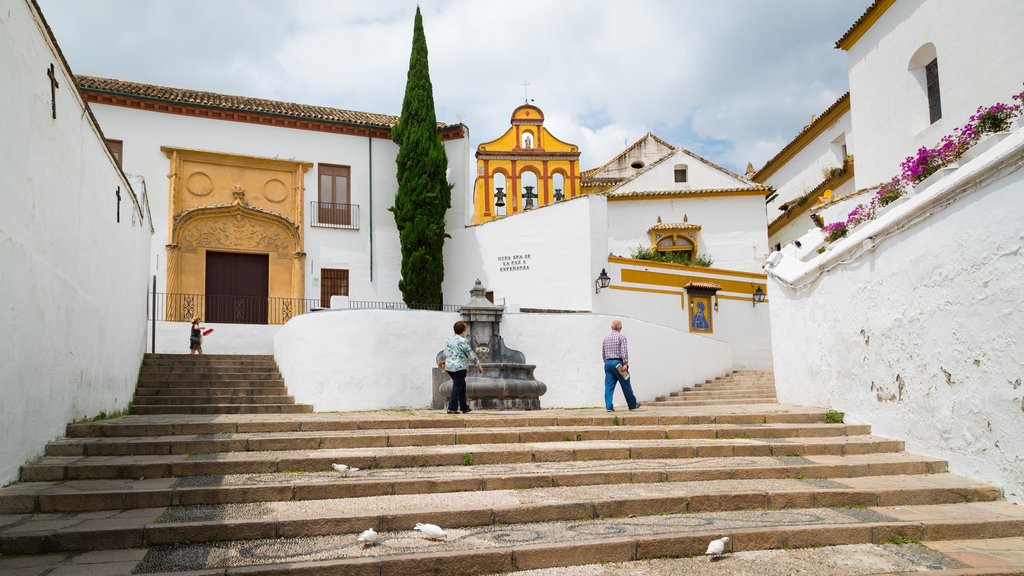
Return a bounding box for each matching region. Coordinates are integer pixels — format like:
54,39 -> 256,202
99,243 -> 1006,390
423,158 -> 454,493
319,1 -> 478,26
433,280 -> 547,410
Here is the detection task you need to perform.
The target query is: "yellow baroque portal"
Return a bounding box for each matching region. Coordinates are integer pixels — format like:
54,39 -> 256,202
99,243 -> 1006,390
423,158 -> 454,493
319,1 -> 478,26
162,147 -> 311,321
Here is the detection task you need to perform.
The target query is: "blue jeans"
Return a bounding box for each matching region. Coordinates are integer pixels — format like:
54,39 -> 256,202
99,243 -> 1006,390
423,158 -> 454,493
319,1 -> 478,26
604,359 -> 638,410
447,369 -> 470,412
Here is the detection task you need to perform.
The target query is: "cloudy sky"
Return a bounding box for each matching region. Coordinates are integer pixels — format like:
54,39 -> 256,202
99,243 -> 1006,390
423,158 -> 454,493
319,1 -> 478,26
37,0 -> 869,174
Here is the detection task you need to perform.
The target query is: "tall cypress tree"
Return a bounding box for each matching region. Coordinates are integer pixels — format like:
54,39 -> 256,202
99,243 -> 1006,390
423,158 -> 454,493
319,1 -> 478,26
390,6 -> 452,308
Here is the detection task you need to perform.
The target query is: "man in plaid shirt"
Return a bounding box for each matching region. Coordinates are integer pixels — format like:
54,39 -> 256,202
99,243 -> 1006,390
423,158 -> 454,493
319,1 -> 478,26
601,320 -> 640,412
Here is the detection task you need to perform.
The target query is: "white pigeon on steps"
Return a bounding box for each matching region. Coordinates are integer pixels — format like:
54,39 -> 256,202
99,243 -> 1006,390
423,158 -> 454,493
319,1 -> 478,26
357,527 -> 378,547
705,536 -> 730,556
414,522 -> 447,540
332,463 -> 359,475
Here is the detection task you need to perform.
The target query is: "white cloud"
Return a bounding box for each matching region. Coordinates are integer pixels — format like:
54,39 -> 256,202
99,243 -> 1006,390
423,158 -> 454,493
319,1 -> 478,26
37,0 -> 870,173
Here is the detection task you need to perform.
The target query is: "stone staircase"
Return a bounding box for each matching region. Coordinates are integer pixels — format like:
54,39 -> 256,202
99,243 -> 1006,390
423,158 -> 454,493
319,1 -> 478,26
1,367 -> 1023,575
130,354 -> 313,415
650,369 -> 778,406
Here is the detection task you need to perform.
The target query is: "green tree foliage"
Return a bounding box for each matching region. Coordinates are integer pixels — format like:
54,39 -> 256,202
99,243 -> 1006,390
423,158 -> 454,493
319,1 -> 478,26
390,7 -> 453,308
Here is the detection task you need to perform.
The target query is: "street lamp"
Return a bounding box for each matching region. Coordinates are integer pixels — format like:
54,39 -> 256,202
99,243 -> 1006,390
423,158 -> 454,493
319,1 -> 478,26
752,286 -> 765,307
595,268 -> 612,293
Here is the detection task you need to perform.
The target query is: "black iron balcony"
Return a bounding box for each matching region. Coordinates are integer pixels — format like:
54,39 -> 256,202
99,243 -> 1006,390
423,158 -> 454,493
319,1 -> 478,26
311,201 -> 359,229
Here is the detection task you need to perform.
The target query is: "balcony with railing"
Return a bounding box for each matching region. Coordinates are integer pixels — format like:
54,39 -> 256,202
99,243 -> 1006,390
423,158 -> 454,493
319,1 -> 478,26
310,201 -> 359,229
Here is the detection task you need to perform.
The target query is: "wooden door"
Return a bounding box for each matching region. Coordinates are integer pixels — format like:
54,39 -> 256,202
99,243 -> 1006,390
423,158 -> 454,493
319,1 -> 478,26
205,251 -> 269,324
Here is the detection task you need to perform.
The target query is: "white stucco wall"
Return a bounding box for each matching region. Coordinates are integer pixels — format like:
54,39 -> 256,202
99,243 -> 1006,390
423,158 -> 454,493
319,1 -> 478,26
624,149 -> 750,191
87,102 -> 471,306
763,110 -> 852,210
848,0 -> 1024,188
607,195 -> 769,274
274,309 -> 733,411
444,195 -> 607,311
0,1 -> 152,484
599,260 -> 773,370
770,176 -> 858,250
152,321 -> 280,355
766,129 -> 1024,501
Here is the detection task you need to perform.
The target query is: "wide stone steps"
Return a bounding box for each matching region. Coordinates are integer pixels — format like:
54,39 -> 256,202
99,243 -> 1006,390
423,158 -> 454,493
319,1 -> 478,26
2,367 -> 1020,575
0,452 -> 949,514
18,434 -> 907,482
0,474 -> 1004,555
127,353 -> 312,416
649,369 -> 780,406
42,422 -> 875,457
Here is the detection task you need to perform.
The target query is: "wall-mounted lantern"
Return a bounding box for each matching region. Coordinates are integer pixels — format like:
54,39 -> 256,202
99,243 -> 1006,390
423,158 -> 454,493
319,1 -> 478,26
752,286 -> 765,307
595,268 -> 612,293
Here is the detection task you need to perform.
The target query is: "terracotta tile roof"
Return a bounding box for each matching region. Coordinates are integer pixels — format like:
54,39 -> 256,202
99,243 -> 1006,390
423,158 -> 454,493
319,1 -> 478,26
76,75 -> 422,129
581,176 -> 623,187
754,92 -> 850,182
648,222 -> 701,231
683,281 -> 722,291
608,185 -> 770,199
835,0 -> 888,49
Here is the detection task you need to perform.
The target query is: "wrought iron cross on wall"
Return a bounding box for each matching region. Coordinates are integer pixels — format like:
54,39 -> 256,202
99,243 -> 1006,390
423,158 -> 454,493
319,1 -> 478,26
47,63 -> 59,119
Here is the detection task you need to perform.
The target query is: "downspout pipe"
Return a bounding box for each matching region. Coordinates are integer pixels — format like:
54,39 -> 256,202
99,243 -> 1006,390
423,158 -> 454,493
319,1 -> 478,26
368,127 -> 373,283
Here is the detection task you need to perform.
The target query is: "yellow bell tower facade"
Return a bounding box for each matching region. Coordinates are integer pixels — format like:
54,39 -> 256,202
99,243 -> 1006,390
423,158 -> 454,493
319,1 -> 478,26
473,104 -> 581,224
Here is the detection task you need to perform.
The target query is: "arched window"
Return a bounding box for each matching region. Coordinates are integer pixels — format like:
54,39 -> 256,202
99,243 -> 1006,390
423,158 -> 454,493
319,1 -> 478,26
909,43 -> 941,126
520,171 -> 539,210
656,234 -> 695,257
492,172 -> 507,216
552,173 -> 566,202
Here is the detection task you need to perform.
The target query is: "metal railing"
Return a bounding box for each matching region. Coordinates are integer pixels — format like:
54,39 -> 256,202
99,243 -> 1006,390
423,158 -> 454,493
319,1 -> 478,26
348,300 -> 461,312
310,201 -> 359,229
150,292 -> 322,325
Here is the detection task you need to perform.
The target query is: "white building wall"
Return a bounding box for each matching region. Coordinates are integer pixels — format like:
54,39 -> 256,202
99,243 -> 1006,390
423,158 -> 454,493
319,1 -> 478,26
599,260 -> 772,370
764,111 -> 852,209
771,176 -> 857,249
443,195 -> 606,311
607,195 -> 768,274
0,0 -> 152,485
624,150 -> 749,191
275,309 -> 733,411
88,103 -> 471,306
766,130 -> 1024,501
848,0 -> 1024,188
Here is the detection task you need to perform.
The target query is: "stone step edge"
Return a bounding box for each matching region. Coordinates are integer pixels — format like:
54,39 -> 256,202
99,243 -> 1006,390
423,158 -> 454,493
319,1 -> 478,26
3,455 -> 949,513
45,423 -> 876,457
21,437 -> 906,482
0,495 -> 1014,555
131,522 -> 1024,576
129,405 -> 312,413
65,412 -> 835,438
130,397 -> 296,406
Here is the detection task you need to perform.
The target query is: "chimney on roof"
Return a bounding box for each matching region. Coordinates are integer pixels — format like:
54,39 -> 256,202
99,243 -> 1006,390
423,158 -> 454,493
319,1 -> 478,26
745,162 -> 756,179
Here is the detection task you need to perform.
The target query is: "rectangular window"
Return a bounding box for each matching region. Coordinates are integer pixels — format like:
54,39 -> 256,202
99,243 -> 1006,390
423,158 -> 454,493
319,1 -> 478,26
926,58 -> 941,124
320,268 -> 349,308
106,139 -> 123,168
674,168 -> 688,183
317,163 -> 351,226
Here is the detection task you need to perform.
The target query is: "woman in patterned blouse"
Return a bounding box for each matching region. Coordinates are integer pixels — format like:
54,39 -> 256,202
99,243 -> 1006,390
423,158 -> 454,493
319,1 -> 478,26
443,321 -> 483,414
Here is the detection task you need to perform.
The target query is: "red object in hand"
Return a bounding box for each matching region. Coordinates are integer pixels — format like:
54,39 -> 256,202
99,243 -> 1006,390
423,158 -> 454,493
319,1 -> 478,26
203,329 -> 213,336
